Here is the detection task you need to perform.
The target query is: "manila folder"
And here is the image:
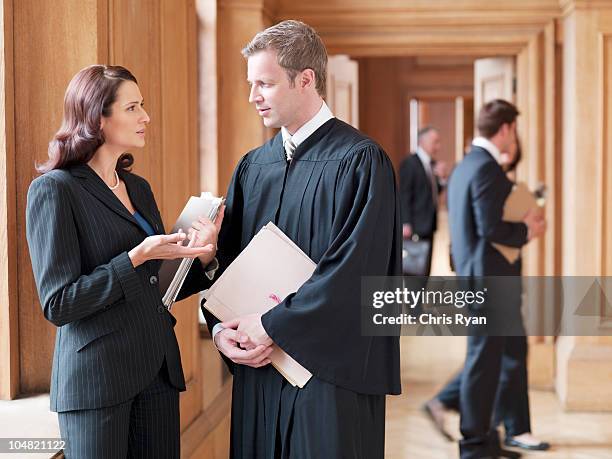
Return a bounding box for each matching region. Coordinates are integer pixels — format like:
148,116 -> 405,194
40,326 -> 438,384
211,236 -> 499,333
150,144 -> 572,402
491,182 -> 539,264
203,222 -> 316,388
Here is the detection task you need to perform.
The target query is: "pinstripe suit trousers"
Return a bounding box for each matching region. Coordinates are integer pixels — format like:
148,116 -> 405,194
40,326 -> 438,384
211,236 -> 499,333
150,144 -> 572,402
58,361 -> 179,459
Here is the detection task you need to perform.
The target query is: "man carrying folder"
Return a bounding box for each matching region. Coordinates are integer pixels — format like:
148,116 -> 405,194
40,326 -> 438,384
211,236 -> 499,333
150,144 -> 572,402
202,20 -> 401,458
430,100 -> 546,459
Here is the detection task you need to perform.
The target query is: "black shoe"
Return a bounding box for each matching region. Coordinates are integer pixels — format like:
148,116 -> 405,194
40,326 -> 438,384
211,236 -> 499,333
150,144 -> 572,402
458,448 -> 521,459
505,437 -> 550,451
422,401 -> 454,441
496,448 -> 522,458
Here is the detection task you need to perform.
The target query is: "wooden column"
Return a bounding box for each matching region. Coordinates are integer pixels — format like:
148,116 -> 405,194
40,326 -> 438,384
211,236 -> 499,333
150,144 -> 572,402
357,57 -> 403,169
216,0 -> 268,194
13,0 -> 105,394
109,0 -> 204,429
197,0 -> 219,194
556,0 -> 612,410
515,22 -> 558,389
0,0 -> 18,400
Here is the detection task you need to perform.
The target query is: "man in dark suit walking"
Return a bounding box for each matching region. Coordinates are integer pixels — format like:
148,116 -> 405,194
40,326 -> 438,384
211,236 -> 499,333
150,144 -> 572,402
426,100 -> 546,459
399,126 -> 448,275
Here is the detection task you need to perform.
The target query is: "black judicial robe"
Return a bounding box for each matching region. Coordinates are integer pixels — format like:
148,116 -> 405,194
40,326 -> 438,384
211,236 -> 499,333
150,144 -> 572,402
203,118 -> 401,458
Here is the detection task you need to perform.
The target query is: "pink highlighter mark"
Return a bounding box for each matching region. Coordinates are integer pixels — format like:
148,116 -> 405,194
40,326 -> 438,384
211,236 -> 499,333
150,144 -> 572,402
268,293 -> 282,304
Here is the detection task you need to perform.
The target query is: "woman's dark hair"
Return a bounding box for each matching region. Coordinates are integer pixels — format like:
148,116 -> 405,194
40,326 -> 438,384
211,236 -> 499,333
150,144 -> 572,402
38,65 -> 138,173
503,137 -> 522,173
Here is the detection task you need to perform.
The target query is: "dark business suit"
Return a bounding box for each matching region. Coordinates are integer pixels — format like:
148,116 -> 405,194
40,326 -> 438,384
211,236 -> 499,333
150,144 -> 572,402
399,152 -> 441,275
26,164 -> 210,458
445,146 -> 528,458
436,264 -> 531,440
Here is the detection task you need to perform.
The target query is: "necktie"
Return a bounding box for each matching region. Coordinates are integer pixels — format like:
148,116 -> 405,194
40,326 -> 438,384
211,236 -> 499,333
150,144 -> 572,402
284,138 -> 297,161
429,160 -> 438,207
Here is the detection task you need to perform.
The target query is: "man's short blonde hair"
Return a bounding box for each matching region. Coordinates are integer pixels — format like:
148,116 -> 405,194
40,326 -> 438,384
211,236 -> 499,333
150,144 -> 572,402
242,20 -> 328,98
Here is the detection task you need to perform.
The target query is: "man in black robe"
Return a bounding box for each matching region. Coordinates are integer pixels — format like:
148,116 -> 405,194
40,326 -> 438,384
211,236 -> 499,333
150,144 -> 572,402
201,20 -> 401,458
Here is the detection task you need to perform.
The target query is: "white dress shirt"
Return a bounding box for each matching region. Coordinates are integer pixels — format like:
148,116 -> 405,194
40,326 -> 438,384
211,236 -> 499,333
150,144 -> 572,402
212,101 -> 335,344
281,102 -> 335,160
472,136 -> 502,164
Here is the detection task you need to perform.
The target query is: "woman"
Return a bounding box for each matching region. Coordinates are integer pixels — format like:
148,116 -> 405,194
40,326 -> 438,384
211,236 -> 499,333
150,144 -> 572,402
492,139 -> 549,451
26,65 -> 222,458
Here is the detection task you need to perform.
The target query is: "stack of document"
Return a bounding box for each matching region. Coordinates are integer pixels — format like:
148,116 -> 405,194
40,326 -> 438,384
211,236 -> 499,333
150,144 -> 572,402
204,222 -> 315,388
160,192 -> 224,310
492,182 -> 540,263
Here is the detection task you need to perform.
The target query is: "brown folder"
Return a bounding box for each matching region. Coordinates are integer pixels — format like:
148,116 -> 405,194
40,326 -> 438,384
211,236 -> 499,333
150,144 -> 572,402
491,182 -> 540,264
203,222 -> 315,388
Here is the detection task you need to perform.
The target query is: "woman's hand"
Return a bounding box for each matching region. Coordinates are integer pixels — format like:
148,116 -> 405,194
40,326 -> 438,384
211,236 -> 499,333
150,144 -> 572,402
128,231 -> 215,268
189,205 -> 225,267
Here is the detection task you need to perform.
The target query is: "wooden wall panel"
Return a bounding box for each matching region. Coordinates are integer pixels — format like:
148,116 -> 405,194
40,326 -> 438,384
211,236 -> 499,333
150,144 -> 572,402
357,56 -> 473,176
357,58 -> 403,171
556,4 -> 612,411
217,0 -> 267,194
0,0 -> 19,400
420,98 -> 456,174
517,34 -> 545,277
182,336 -> 231,458
278,0 -> 560,13
197,0 -> 219,194
110,0 -> 163,193
474,57 -> 515,111
561,9 -> 600,277
109,0 -> 203,429
485,30 -> 555,367
516,23 -> 558,390
277,1 -> 559,57
327,55 -> 359,128
9,2 -> 204,427
544,22 -> 561,278
400,61 -> 474,99
14,0 -> 104,393
601,30 -> 612,278
159,0 -> 202,428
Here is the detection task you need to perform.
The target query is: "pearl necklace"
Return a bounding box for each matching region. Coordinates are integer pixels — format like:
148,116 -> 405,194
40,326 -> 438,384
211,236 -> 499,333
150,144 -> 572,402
108,170 -> 120,190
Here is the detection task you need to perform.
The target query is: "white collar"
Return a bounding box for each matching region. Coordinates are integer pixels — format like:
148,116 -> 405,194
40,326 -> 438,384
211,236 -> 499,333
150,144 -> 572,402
416,147 -> 432,165
472,136 -> 502,164
281,101 -> 334,148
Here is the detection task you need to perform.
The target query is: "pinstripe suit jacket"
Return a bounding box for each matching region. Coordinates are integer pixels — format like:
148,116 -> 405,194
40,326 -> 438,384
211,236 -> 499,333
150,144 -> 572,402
26,164 -> 209,412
